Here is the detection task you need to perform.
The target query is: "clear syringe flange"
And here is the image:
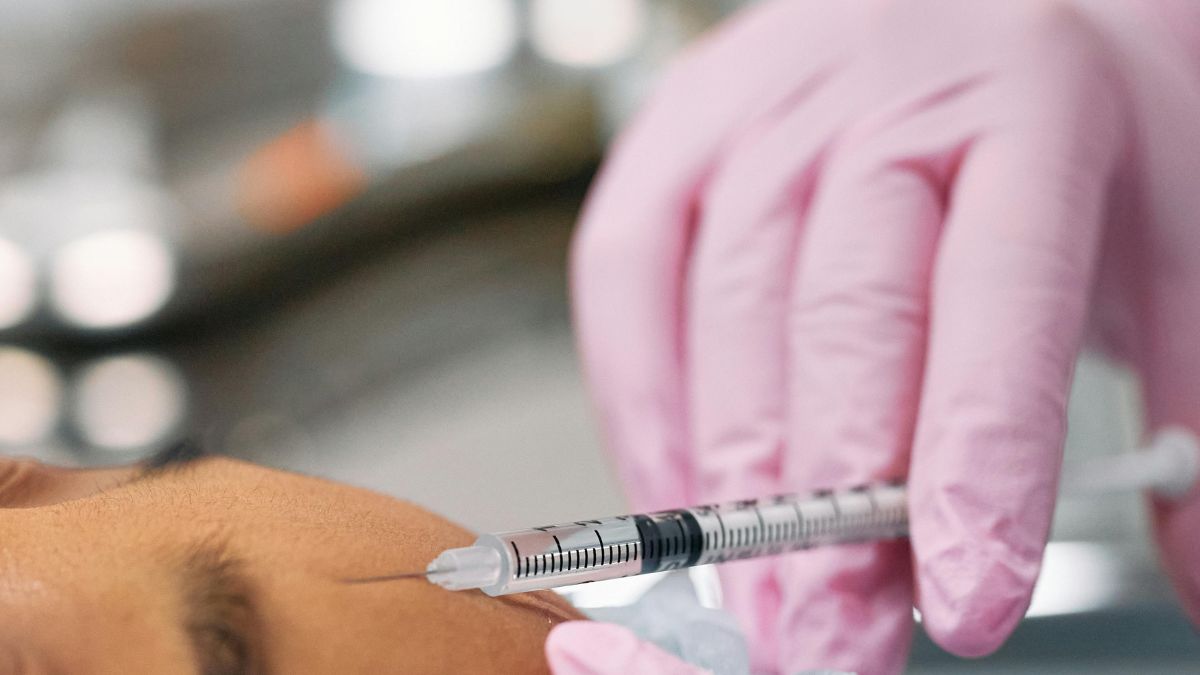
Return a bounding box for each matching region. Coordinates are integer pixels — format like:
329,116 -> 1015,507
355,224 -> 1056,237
426,483 -> 908,596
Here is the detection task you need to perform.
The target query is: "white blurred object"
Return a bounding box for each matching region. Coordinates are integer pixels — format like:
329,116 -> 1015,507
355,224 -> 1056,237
0,238 -> 36,329
558,564 -> 722,610
325,77 -> 508,170
557,570 -> 670,610
530,0 -> 647,68
1027,542 -> 1121,618
71,353 -> 187,452
583,571 -> 750,675
0,346 -> 62,446
49,228 -> 175,329
1063,426 -> 1200,501
331,0 -> 518,79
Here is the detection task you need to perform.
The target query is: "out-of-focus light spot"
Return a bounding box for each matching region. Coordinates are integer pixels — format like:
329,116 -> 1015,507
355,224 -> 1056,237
321,76 -> 501,173
531,0 -> 647,67
38,83 -> 156,176
1026,542 -> 1120,618
49,228 -> 175,329
72,354 -> 186,452
0,238 -> 36,330
332,0 -> 518,78
237,120 -> 367,234
0,347 -> 61,446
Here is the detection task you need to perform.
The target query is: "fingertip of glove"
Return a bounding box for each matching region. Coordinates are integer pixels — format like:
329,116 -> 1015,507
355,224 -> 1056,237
916,545 -> 1037,657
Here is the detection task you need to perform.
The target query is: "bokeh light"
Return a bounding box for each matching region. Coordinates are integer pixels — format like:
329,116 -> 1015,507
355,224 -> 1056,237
49,228 -> 175,329
0,238 -> 36,330
0,346 -> 62,446
530,0 -> 647,68
71,353 -> 187,452
332,0 -> 519,78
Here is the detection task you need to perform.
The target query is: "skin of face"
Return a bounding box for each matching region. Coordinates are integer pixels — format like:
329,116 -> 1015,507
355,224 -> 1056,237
0,455 -> 583,674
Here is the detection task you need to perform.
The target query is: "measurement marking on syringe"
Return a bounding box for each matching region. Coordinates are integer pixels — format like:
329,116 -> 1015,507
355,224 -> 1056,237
553,536 -> 563,572
714,511 -> 728,549
859,485 -> 878,511
753,508 -> 766,546
825,491 -> 841,517
511,542 -> 523,578
791,503 -> 806,543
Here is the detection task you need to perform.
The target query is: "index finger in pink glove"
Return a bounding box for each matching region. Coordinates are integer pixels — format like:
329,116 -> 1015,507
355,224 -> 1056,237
904,20 -> 1124,659
545,621 -> 710,675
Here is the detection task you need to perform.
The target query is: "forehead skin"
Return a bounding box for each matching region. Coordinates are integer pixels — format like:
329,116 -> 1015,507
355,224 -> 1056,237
0,458 -> 581,674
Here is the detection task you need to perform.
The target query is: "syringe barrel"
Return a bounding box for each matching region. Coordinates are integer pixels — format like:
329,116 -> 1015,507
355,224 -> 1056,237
474,483 -> 908,596
475,516 -> 644,596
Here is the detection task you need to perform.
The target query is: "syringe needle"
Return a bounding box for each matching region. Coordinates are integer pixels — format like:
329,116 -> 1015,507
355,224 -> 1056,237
341,571 -> 429,584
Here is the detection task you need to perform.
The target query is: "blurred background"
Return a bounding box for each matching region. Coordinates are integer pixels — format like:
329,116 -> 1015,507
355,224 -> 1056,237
0,0 -> 1196,670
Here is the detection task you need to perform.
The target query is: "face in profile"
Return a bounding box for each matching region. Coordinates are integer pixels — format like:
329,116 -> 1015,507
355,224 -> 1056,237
0,445 -> 582,674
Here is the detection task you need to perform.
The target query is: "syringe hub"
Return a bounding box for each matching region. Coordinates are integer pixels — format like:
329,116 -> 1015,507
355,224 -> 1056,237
426,545 -> 502,591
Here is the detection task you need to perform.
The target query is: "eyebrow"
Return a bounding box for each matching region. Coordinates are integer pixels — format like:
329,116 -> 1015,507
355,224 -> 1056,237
179,543 -> 265,675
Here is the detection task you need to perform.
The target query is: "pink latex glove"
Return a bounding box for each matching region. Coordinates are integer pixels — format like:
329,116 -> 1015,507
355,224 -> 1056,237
546,622 -> 711,675
570,1 -> 1200,673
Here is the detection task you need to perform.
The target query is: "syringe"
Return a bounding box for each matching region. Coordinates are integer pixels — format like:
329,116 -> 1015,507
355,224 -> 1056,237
351,428 -> 1199,597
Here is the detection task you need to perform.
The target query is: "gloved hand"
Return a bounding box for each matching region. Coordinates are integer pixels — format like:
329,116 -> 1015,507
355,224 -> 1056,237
570,1 -> 1200,673
546,622 -> 711,675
